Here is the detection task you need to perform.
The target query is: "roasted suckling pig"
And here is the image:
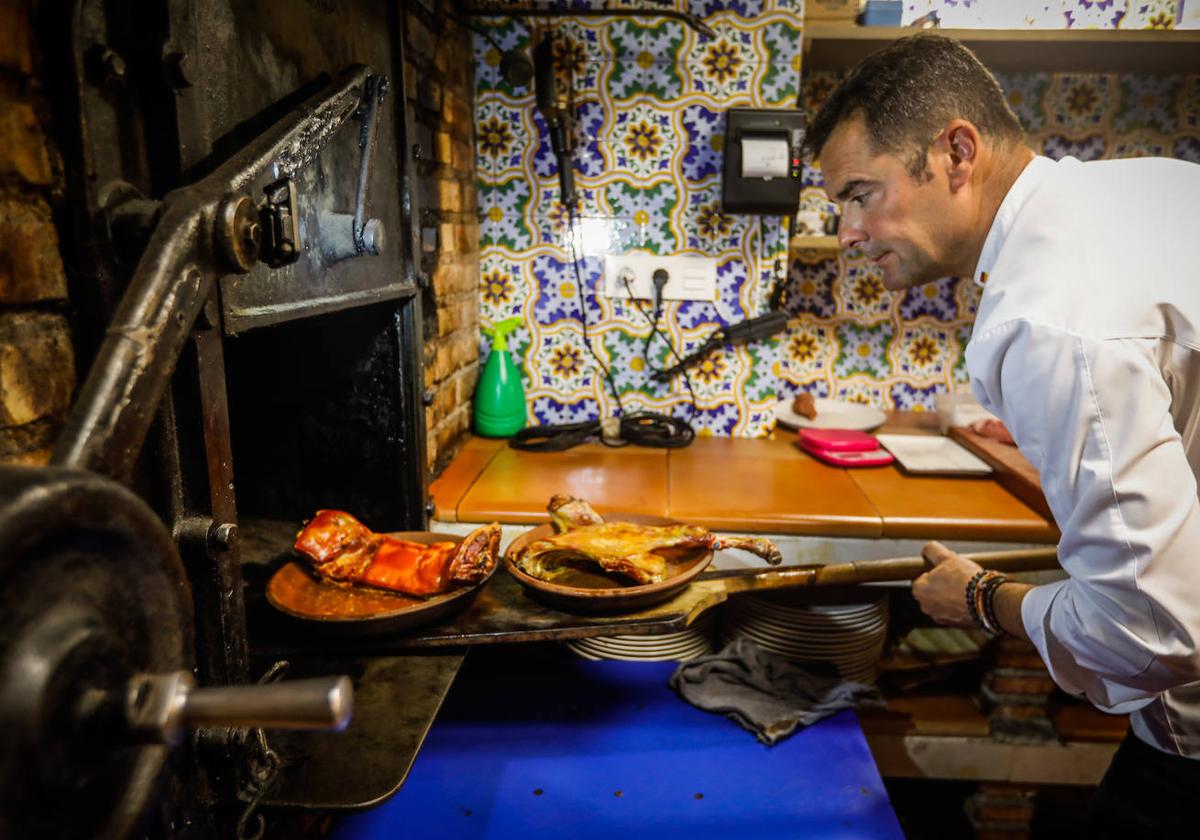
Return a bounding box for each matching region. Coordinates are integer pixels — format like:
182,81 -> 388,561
515,495 -> 782,585
294,510 -> 500,597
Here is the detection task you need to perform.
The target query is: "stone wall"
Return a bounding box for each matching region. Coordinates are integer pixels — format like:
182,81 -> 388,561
405,0 -> 481,476
0,0 -> 75,466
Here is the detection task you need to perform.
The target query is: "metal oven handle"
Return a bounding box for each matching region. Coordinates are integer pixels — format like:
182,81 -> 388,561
123,672 -> 353,746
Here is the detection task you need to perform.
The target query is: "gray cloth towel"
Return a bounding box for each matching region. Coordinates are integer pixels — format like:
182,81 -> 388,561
669,636 -> 881,745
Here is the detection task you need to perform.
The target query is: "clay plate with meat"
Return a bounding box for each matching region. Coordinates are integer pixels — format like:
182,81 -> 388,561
504,495 -> 781,613
266,511 -> 501,634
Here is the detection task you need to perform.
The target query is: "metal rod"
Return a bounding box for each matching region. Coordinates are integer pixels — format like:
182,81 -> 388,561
183,676 -> 353,732
353,74 -> 383,253
124,672 -> 354,745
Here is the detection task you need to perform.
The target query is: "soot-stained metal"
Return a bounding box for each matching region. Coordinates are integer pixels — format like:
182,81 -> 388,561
51,65 -> 375,481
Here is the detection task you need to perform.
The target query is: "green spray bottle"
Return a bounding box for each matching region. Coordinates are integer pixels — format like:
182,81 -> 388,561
474,317 -> 527,437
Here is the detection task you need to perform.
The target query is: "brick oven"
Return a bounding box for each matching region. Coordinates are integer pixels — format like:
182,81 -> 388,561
0,1 -> 480,836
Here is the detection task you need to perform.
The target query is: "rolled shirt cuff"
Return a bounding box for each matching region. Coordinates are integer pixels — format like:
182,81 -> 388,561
1021,579 -> 1155,715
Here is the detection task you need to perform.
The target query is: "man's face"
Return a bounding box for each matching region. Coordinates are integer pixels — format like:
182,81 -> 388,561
819,116 -> 958,291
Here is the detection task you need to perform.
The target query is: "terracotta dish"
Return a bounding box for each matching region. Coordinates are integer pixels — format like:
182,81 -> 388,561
504,514 -> 714,613
266,531 -> 497,635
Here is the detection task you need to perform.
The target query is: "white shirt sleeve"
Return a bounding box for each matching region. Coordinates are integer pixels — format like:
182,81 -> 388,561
968,319 -> 1200,714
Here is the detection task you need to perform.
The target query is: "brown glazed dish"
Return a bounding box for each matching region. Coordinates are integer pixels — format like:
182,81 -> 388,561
503,513 -> 714,613
266,531 -> 498,635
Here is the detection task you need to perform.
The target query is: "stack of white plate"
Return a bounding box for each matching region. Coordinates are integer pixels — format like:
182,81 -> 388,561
563,612 -> 716,662
719,590 -> 889,684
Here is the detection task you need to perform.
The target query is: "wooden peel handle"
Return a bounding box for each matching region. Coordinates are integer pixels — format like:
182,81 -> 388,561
711,546 -> 1059,594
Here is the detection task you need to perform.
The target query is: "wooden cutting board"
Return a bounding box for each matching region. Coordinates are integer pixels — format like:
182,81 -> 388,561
948,425 -> 1055,524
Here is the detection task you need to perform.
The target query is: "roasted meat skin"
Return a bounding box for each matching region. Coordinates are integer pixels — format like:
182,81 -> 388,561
449,519 -> 503,585
294,510 -> 500,597
548,493 -> 606,532
792,391 -> 817,420
516,496 -> 782,584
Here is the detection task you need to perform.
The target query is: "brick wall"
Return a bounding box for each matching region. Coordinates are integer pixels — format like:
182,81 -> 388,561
404,0 -> 481,477
0,0 -> 75,466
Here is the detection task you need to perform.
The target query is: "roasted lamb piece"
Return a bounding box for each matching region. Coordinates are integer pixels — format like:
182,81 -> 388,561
294,510 -> 500,598
517,496 -> 782,585
548,493 -> 607,532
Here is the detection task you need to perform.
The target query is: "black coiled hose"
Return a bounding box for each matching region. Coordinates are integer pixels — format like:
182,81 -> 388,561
509,412 -> 695,452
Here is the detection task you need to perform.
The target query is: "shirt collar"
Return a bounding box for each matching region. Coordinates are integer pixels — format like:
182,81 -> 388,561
973,155 -> 1059,288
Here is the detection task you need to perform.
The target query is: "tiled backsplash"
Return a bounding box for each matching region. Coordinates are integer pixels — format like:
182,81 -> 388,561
474,0 -> 1198,437
475,1 -> 802,437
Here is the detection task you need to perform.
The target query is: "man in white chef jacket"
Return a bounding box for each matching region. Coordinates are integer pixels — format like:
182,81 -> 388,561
806,34 -> 1200,836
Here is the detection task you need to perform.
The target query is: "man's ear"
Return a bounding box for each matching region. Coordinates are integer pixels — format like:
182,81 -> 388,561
941,120 -> 979,192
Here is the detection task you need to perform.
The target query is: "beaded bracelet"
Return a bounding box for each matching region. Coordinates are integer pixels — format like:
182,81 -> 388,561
966,570 -> 1007,637
965,569 -> 989,631
974,572 -> 997,635
981,572 -> 1009,636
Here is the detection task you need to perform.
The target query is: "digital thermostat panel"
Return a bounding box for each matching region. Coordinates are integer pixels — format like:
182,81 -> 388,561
720,108 -> 806,215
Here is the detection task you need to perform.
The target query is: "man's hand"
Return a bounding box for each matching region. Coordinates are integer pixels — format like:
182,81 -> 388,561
911,541 -> 983,627
968,417 -> 1015,445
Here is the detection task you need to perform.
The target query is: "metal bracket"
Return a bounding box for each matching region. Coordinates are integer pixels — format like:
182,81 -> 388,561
319,73 -> 388,262
259,178 -> 301,268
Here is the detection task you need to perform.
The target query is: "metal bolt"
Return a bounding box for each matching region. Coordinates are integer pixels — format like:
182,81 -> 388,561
210,522 -> 238,551
216,195 -> 261,273
360,218 -> 385,255
412,143 -> 423,161
242,221 -> 262,251
500,49 -> 534,88
87,44 -> 126,86
425,501 -> 436,517
422,388 -> 435,406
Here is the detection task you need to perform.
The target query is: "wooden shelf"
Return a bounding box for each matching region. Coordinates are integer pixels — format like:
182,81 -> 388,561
789,234 -> 841,250
803,24 -> 1200,74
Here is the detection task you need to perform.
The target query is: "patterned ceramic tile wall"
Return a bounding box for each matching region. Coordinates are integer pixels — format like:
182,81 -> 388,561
474,0 -> 803,437
784,0 -> 1200,415
474,0 -> 1199,437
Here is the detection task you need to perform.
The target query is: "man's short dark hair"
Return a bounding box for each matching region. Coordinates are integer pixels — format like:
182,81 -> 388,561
805,34 -> 1025,180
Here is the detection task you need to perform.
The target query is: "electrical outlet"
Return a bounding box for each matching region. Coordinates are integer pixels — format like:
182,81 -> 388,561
602,254 -> 718,302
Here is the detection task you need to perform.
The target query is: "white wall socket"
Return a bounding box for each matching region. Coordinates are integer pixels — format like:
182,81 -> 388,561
602,254 -> 717,302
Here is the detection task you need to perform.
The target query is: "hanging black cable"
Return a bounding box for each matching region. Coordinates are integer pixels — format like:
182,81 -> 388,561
621,273 -> 698,423
509,28 -> 694,452
510,202 -> 695,452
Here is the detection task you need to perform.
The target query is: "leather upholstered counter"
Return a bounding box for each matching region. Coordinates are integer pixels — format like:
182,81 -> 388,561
430,414 -> 1060,543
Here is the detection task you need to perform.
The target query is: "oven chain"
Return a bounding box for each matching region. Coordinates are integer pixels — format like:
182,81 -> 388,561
235,661 -> 289,840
